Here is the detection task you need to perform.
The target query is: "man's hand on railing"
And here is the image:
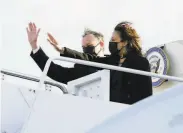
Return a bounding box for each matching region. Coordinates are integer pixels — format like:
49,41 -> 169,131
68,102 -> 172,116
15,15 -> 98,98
26,22 -> 40,50
47,33 -> 64,53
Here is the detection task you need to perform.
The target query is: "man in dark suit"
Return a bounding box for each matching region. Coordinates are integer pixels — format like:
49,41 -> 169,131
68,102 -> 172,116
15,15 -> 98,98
26,22 -> 105,84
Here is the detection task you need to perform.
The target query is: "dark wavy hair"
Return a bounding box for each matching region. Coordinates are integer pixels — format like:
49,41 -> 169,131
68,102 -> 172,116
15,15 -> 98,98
114,21 -> 142,56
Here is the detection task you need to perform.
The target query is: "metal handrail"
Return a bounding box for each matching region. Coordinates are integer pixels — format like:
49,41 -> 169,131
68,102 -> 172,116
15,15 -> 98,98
1,69 -> 68,94
39,56 -> 183,89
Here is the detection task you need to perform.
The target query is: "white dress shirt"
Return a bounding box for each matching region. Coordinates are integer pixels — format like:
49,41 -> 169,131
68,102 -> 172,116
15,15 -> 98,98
32,46 -> 40,54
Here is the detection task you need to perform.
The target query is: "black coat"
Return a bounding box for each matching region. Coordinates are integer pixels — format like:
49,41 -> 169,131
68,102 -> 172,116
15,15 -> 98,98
31,47 -> 152,104
62,47 -> 153,104
30,48 -> 99,84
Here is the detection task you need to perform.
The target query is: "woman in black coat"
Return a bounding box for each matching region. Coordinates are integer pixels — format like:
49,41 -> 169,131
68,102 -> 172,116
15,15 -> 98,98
60,21 -> 153,104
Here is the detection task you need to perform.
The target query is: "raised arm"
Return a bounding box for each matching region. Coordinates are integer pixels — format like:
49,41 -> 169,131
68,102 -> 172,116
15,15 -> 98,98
26,22 -> 78,84
61,47 -> 109,64
30,48 -> 78,84
47,32 -> 109,64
